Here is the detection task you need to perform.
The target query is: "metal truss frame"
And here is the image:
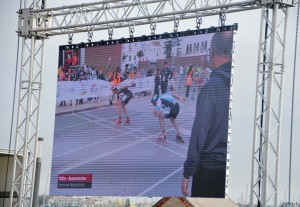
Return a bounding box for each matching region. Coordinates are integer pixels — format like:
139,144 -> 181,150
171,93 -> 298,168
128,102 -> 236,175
24,0 -> 261,37
250,2 -> 290,207
10,1 -> 45,205
10,0 -> 293,206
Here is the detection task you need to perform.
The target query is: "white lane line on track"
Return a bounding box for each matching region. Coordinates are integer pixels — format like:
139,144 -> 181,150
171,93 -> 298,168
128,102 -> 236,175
138,166 -> 183,196
56,138 -> 145,174
81,111 -> 190,150
80,111 -> 147,132
54,105 -> 112,117
53,113 -> 145,159
53,106 -> 190,162
55,113 -> 186,174
52,133 -> 124,158
55,121 -> 91,131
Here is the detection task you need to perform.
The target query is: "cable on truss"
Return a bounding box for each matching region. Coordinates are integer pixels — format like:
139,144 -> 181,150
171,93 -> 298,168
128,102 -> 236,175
288,0 -> 299,206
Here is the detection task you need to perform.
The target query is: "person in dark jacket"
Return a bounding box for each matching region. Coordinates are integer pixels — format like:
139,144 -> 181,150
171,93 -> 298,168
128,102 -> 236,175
151,67 -> 161,106
181,31 -> 233,198
160,61 -> 173,94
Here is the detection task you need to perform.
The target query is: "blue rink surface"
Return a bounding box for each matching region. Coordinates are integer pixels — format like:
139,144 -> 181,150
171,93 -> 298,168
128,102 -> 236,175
50,89 -> 197,197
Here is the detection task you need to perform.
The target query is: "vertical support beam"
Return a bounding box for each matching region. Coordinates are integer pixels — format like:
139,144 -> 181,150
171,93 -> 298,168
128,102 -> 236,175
250,2 -> 289,207
10,37 -> 45,207
10,0 -> 45,206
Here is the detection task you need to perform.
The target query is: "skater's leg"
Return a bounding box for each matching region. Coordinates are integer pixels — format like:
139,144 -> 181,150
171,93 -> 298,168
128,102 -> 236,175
170,118 -> 180,135
117,99 -> 122,118
122,103 -> 129,118
156,113 -> 167,144
170,118 -> 184,143
122,103 -> 131,123
158,113 -> 165,133
114,99 -> 122,124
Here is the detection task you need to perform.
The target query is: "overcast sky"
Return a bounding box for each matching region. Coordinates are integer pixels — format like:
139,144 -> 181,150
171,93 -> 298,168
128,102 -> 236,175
0,0 -> 299,204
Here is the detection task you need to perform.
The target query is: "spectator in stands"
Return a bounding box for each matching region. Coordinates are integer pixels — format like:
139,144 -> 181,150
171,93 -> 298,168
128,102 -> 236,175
58,66 -> 66,106
72,53 -> 78,65
57,66 -> 65,81
136,68 -> 141,79
78,67 -> 86,81
65,54 -> 72,70
71,69 -> 78,81
97,68 -> 105,80
146,68 -> 153,77
129,67 -> 135,79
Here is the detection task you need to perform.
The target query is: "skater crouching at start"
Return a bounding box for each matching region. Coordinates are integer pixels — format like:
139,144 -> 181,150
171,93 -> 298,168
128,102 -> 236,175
112,83 -> 135,124
153,92 -> 185,144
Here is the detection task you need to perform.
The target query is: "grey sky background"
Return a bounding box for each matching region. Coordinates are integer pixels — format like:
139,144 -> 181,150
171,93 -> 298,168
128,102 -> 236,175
0,0 -> 299,203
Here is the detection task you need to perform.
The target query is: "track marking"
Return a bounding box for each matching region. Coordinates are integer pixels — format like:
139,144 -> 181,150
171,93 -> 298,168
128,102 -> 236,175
56,138 -> 145,174
52,133 -> 124,158
138,166 -> 183,196
54,111 -> 189,161
55,121 -> 91,131
54,113 -> 187,173
81,111 -> 190,150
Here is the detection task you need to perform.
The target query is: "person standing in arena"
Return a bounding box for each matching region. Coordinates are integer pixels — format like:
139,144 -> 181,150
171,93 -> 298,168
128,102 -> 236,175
113,83 -> 136,124
153,92 -> 185,144
185,65 -> 193,98
109,67 -> 122,105
151,67 -> 161,106
181,31 -> 233,198
160,61 -> 173,94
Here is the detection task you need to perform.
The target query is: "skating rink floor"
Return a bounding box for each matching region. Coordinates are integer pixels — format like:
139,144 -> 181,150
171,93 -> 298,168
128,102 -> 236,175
50,88 -> 197,197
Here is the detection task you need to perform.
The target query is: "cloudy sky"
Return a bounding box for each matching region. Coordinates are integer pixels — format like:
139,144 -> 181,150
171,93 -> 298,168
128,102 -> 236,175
0,0 -> 299,204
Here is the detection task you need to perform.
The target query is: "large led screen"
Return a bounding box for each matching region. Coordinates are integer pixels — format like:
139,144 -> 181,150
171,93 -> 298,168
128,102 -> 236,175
50,25 -> 236,198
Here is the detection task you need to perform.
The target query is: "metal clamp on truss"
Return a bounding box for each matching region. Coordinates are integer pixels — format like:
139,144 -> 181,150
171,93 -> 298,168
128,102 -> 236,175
219,9 -> 227,26
108,28 -> 114,40
173,19 -> 179,33
196,13 -> 203,29
129,24 -> 135,38
17,7 -> 52,38
68,32 -> 74,45
150,22 -> 157,35
87,28 -> 94,43
17,8 -> 34,37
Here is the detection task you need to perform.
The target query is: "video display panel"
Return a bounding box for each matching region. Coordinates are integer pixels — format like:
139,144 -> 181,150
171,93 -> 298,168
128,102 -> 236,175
50,25 -> 236,197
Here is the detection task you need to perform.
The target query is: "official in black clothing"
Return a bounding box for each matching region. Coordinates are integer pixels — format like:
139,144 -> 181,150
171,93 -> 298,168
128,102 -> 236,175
181,31 -> 233,198
160,61 -> 173,94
